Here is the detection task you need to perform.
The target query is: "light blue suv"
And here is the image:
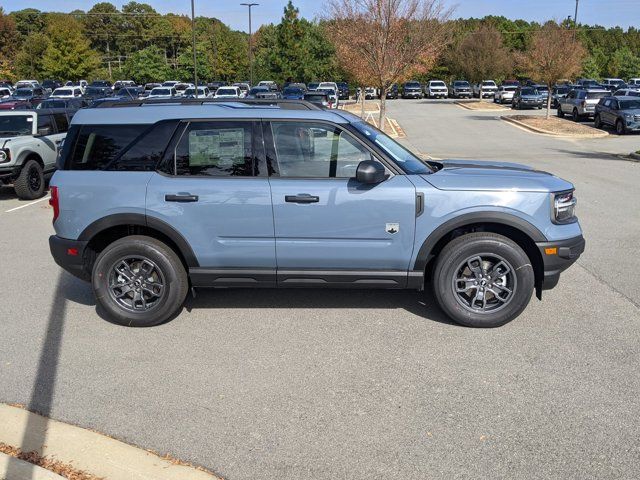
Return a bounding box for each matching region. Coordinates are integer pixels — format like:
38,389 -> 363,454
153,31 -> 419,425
48,99 -> 584,328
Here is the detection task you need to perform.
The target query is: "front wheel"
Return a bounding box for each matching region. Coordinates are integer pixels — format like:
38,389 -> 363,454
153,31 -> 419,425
92,235 -> 189,327
572,108 -> 580,122
14,159 -> 45,200
431,233 -> 535,328
615,120 -> 626,135
557,106 -> 564,118
594,114 -> 602,129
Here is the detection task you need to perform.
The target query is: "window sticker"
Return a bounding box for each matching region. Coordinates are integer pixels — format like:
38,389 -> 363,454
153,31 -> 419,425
189,128 -> 245,167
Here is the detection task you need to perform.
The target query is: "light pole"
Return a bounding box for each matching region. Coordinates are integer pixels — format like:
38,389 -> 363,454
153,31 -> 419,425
191,0 -> 199,98
574,0 -> 579,26
241,3 -> 259,86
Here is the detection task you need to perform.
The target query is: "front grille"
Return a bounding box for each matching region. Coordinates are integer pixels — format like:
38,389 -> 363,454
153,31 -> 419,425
634,115 -> 640,122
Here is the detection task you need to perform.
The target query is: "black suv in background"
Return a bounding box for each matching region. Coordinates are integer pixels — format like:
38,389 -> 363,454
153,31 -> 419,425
384,84 -> 399,99
336,82 -> 350,100
402,81 -> 422,99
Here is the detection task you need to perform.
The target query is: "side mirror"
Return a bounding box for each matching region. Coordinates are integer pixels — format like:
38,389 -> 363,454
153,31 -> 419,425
37,126 -> 51,136
356,160 -> 386,184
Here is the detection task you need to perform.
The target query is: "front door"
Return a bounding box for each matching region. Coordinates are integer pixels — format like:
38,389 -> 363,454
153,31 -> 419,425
265,120 -> 416,287
146,120 -> 276,285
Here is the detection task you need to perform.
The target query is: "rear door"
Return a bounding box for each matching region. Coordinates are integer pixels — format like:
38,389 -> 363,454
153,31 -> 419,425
145,120 -> 276,284
265,120 -> 416,287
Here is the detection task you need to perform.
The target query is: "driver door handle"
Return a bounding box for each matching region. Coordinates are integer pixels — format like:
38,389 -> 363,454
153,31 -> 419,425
285,194 -> 319,204
165,194 -> 199,203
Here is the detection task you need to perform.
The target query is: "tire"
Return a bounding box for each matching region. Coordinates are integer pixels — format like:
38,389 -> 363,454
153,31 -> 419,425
557,105 -> 564,118
572,108 -> 580,122
594,114 -> 602,129
431,232 -> 535,328
92,235 -> 189,327
13,159 -> 45,200
615,120 -> 626,135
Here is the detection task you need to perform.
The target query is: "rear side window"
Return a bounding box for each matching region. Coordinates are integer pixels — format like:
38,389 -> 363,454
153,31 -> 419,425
110,121 -> 178,171
174,121 -> 254,177
68,125 -> 147,170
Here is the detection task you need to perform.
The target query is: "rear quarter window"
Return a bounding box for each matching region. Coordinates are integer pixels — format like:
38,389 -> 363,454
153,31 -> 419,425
67,124 -> 148,170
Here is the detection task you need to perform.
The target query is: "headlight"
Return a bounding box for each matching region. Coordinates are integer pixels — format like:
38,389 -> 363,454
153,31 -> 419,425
0,149 -> 9,163
551,190 -> 577,224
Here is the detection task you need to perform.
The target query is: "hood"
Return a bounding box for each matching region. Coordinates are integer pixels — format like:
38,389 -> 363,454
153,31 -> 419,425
422,159 -> 573,193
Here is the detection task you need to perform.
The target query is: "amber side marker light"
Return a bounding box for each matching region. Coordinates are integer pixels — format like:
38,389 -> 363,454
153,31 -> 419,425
545,247 -> 558,255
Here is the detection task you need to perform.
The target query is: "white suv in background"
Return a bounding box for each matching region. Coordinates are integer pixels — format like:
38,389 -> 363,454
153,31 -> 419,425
51,87 -> 83,98
426,80 -> 448,98
494,85 -> 517,104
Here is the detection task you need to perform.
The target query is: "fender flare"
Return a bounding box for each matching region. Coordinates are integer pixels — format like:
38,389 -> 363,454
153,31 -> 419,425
413,211 -> 546,272
78,213 -> 199,267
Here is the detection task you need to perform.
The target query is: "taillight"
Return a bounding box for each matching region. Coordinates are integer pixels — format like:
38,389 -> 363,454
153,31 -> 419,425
49,186 -> 59,223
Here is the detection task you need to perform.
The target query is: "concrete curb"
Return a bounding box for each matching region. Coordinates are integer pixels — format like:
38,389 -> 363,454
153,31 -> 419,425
501,115 -> 609,138
454,100 -> 508,111
0,404 -> 220,480
629,152 -> 640,162
0,452 -> 65,480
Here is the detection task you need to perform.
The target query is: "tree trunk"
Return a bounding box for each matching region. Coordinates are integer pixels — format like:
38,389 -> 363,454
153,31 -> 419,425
546,90 -> 552,119
379,87 -> 387,132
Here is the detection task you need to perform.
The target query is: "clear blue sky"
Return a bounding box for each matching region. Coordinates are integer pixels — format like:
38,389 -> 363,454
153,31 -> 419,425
4,0 -> 640,32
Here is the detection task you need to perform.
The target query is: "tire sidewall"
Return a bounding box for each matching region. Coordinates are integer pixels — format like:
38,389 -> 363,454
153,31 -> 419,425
15,160 -> 45,200
433,236 -> 535,328
92,238 -> 187,327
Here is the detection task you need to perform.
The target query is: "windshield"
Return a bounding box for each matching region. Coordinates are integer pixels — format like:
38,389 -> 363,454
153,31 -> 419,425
0,115 -> 33,136
555,86 -> 569,94
249,87 -> 268,95
521,88 -> 538,95
430,81 -> 446,87
454,81 -> 469,87
85,87 -> 102,95
150,88 -> 171,96
503,86 -> 517,91
283,87 -> 303,95
13,89 -> 33,98
620,100 -> 640,110
352,121 -> 433,175
54,89 -> 73,96
37,100 -> 65,109
536,85 -> 549,91
405,82 -> 420,88
586,91 -> 608,99
216,88 -> 237,95
308,83 -> 319,89
482,81 -> 496,86
318,88 -> 336,95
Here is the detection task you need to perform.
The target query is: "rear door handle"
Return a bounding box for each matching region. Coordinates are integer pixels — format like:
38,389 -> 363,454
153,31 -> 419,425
285,194 -> 319,204
165,194 -> 199,203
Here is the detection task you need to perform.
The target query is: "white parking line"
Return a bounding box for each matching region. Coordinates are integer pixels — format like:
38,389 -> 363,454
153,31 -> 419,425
5,195 -> 50,213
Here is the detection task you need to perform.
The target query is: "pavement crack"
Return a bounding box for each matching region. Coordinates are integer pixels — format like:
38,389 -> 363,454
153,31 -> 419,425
576,260 -> 640,310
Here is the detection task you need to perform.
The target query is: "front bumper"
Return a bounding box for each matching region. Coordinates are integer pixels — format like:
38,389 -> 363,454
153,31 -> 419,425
536,234 -> 585,291
0,165 -> 20,182
49,235 -> 91,281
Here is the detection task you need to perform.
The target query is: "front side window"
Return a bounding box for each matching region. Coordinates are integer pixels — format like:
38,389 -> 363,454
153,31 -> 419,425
175,121 -> 253,177
270,122 -> 372,178
53,113 -> 69,132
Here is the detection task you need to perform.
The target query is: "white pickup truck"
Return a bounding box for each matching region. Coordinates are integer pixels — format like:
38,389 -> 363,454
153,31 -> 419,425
0,109 -> 72,199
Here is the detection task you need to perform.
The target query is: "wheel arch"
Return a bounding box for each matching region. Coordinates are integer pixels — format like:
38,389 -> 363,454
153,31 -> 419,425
78,213 -> 199,273
414,213 -> 546,298
18,150 -> 44,169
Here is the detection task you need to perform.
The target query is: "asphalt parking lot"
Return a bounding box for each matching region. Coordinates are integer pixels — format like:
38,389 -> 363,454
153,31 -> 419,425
1,100 -> 639,480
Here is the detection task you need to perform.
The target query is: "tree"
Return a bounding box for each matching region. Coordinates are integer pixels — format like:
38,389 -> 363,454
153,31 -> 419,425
608,47 -> 640,79
83,2 -> 122,78
41,15 -> 101,80
517,22 -> 586,118
0,8 -> 19,79
122,45 -> 169,83
9,9 -> 46,38
326,0 -> 452,131
449,24 -> 512,95
14,33 -> 49,79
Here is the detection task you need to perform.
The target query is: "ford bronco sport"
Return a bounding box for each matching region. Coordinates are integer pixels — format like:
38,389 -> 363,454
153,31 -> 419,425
48,99 -> 585,328
0,109 -> 72,199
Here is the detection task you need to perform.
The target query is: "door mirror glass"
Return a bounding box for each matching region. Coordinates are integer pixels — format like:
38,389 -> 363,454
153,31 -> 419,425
356,160 -> 386,184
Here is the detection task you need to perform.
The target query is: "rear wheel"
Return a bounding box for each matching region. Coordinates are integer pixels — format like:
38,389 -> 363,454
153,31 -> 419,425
557,105 -> 564,118
92,235 -> 188,327
431,233 -> 535,328
14,159 -> 45,200
572,108 -> 580,122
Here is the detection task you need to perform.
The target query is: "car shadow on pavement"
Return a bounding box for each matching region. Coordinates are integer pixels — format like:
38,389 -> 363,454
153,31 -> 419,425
553,149 -> 629,161
3,272 -> 73,478
183,288 -> 458,326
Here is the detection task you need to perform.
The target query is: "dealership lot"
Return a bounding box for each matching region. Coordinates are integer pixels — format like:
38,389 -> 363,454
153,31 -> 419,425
1,100 -> 639,480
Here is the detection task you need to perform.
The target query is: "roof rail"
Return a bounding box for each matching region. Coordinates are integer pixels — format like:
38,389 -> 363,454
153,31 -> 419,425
94,98 -> 322,110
